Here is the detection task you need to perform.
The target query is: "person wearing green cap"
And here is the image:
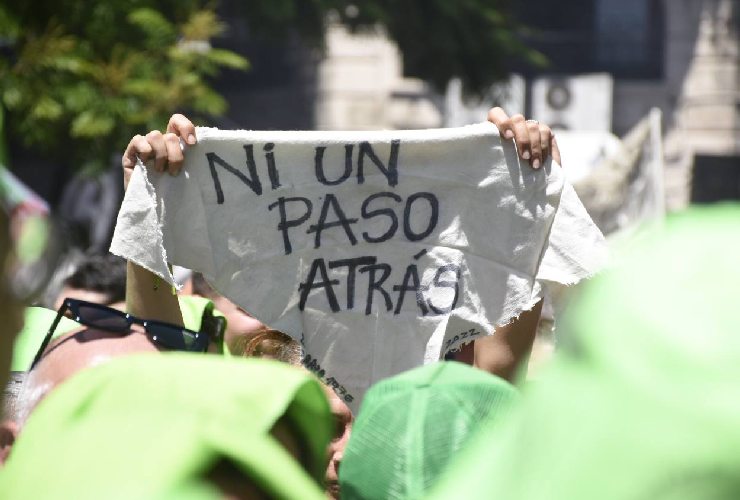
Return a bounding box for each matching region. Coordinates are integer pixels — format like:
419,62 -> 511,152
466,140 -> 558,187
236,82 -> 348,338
1,353 -> 333,499
4,317 -> 167,434
340,361 -> 519,499
10,248 -> 225,374
0,293 -> 225,464
428,204 -> 740,500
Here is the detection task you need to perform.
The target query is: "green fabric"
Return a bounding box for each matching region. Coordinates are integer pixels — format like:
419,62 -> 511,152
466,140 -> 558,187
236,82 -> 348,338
178,295 -> 229,355
179,295 -> 219,331
340,361 -> 518,500
2,354 -> 331,499
429,204 -> 740,500
11,306 -> 80,371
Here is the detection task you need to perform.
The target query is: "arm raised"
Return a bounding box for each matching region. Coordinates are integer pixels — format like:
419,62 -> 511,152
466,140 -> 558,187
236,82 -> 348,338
121,114 -> 197,324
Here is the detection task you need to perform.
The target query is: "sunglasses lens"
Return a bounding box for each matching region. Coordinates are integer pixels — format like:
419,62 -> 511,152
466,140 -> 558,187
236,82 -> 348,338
147,323 -> 205,352
77,304 -> 129,332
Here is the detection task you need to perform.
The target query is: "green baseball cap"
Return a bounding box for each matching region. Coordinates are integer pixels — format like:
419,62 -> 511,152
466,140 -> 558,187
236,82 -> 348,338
340,361 -> 518,499
429,203 -> 740,500
1,354 -> 332,499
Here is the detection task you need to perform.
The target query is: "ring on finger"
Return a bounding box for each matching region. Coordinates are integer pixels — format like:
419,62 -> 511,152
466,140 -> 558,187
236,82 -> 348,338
526,119 -> 539,125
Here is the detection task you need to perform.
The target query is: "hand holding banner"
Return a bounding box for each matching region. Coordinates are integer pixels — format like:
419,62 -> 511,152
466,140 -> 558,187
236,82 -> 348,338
112,122 -> 606,409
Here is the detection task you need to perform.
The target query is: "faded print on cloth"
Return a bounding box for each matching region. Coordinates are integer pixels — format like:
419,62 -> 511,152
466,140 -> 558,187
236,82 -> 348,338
111,123 -> 606,410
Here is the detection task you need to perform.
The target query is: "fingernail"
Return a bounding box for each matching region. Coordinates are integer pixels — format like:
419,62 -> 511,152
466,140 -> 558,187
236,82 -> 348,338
504,130 -> 514,139
522,151 -> 530,160
187,134 -> 196,145
532,158 -> 541,169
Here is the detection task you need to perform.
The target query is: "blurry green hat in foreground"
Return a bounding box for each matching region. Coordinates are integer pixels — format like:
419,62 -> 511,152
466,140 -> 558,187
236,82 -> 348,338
340,361 -> 518,500
1,354 -> 331,500
430,204 -> 740,500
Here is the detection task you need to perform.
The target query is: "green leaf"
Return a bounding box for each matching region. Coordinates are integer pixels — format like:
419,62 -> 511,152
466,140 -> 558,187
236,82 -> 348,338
181,10 -> 226,40
127,8 -> 176,45
63,82 -> 98,111
71,110 -> 115,137
31,96 -> 63,120
49,55 -> 95,75
122,79 -> 168,97
2,87 -> 23,109
0,5 -> 21,40
191,88 -> 227,115
205,49 -> 250,70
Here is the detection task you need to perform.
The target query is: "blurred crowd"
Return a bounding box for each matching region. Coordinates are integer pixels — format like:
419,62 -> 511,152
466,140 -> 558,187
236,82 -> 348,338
0,109 -> 738,500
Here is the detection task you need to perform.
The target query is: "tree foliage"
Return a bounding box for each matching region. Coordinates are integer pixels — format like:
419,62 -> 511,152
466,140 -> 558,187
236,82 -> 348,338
228,0 -> 544,94
348,0 -> 546,94
0,0 -> 540,173
0,1 -> 248,172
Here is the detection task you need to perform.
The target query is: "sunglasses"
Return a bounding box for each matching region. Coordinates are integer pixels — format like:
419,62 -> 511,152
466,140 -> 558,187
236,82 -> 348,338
30,298 -> 210,369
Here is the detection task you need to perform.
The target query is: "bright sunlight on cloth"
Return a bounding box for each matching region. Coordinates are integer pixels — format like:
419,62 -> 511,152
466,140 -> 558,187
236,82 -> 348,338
111,122 -> 606,410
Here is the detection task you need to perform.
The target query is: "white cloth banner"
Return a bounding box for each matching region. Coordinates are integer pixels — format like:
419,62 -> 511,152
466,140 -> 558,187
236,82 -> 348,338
111,122 -> 606,410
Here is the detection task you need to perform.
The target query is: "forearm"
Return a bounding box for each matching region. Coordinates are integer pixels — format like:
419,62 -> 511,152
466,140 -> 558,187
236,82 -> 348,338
473,299 -> 542,383
121,115 -> 196,327
126,261 -> 183,326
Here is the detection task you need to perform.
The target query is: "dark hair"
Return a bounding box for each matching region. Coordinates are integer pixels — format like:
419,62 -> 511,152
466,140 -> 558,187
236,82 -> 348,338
235,328 -> 302,366
63,253 -> 126,304
190,271 -> 215,298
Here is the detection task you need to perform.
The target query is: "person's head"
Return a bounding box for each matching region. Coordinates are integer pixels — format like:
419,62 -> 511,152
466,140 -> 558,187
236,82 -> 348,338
340,361 -> 518,499
2,354 -> 333,499
1,295 -> 225,466
0,323 -> 164,465
237,328 -> 302,363
188,272 -> 266,353
30,324 -> 163,407
231,327 -> 354,499
54,253 -> 126,309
